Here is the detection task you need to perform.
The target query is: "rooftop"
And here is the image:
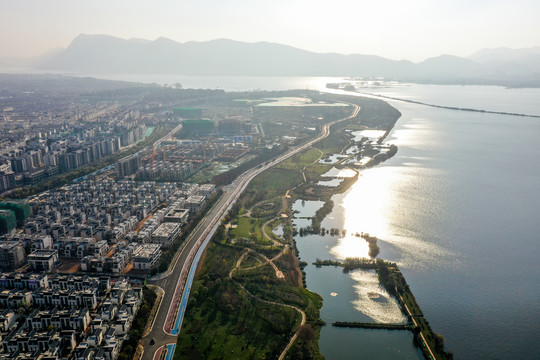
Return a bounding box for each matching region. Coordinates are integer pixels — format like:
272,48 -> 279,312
132,244 -> 161,259
153,222 -> 181,238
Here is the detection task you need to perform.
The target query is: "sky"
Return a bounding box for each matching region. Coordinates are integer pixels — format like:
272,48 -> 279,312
1,0 -> 539,62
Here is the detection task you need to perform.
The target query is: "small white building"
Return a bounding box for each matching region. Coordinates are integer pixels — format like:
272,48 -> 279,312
185,195 -> 205,214
198,184 -> 216,197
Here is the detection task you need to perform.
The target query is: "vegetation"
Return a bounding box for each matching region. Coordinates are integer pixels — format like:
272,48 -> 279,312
332,322 -> 411,330
244,168 -> 304,206
175,237 -> 322,360
357,233 -> 380,258
365,144 -> 398,168
313,257 -> 377,271
311,199 -> 333,233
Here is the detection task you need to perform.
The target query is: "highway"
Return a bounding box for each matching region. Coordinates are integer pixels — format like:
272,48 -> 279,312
141,103 -> 360,360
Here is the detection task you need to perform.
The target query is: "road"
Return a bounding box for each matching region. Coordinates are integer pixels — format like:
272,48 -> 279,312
154,122 -> 183,148
141,103 -> 360,360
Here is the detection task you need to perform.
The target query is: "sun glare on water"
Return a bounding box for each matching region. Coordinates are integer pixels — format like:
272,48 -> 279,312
330,166 -> 407,259
350,270 -> 406,323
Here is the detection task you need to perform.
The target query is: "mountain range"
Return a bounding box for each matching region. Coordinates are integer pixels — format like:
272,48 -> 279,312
12,34 -> 540,87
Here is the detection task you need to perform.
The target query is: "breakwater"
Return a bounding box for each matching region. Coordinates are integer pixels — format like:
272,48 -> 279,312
312,258 -> 454,360
333,322 -> 412,330
356,91 -> 540,119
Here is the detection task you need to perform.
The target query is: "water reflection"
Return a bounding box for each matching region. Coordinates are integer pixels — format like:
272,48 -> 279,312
317,178 -> 343,187
337,167 -> 399,248
321,167 -> 357,178
330,164 -> 451,269
330,235 -> 370,259
351,129 -> 387,141
350,270 -> 406,324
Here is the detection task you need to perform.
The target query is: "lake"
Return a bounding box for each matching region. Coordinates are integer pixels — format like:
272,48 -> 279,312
294,83 -> 540,359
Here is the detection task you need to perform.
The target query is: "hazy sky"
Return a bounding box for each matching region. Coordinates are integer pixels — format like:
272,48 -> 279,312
1,0 -> 539,61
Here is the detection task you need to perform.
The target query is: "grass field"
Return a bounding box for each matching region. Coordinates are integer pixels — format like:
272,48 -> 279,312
229,217 -> 262,239
247,168 -> 304,202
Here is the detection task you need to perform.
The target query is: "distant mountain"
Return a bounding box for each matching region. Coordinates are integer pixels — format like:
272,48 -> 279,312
0,48 -> 63,70
468,47 -> 540,80
469,46 -> 540,63
37,34 -> 416,77
34,34 -> 540,87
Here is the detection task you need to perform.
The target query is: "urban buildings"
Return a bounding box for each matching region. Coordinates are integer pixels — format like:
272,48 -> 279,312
0,273 -> 142,360
0,177 -> 215,274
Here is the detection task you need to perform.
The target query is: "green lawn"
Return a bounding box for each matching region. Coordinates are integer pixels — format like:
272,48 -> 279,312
314,128 -> 350,155
230,217 -> 263,239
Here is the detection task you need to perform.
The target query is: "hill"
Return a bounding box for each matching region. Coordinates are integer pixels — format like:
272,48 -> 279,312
35,35 -> 540,87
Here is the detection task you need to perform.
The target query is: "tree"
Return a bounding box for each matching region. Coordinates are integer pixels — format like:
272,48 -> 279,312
297,324 -> 315,341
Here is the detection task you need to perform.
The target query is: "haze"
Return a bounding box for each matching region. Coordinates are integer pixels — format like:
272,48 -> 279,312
2,0 -> 539,61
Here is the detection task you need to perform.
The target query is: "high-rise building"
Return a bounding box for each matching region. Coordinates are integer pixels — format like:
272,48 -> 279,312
116,154 -> 141,178
0,242 -> 26,271
0,171 -> 15,192
10,157 -> 28,173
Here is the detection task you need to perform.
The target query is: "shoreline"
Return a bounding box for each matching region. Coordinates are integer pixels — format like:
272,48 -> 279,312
288,97 -> 454,358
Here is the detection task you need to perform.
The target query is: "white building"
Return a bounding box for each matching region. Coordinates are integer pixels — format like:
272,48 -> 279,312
132,244 -> 161,270
151,223 -> 180,246
27,249 -> 59,271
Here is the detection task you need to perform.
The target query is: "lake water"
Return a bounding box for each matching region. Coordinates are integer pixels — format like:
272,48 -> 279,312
293,199 -> 424,360
300,84 -> 540,359
43,72 -> 540,359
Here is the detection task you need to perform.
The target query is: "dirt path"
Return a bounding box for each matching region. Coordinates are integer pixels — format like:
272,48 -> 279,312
262,219 -> 285,246
281,195 -> 289,214
237,246 -> 288,279
244,198 -> 277,218
278,305 -> 307,360
228,249 -> 251,279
